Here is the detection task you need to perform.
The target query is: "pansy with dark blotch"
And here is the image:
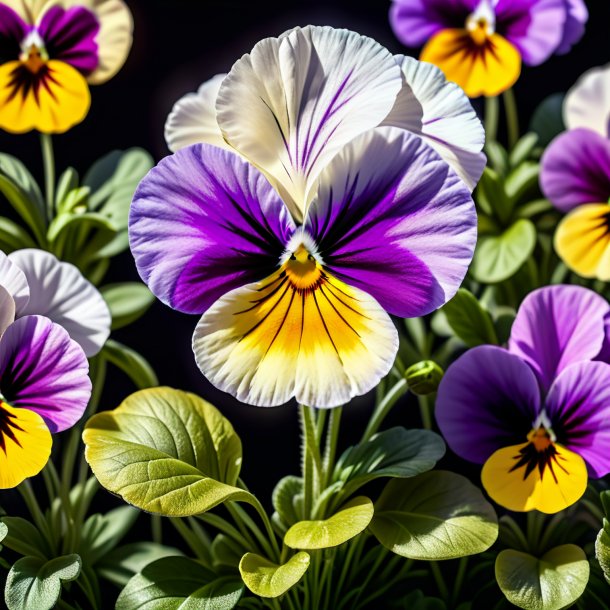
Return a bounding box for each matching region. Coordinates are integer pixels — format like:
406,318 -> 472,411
0,0 -> 132,133
389,0 -> 588,97
130,26 -> 479,409
436,285 -> 610,514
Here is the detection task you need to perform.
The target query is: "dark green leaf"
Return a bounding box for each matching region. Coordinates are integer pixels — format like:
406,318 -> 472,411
102,340 -> 159,389
529,93 -> 565,147
441,288 -> 498,347
100,282 -> 155,330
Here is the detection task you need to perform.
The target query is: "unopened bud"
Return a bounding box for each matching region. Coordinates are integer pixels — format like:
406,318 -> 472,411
404,360 -> 444,395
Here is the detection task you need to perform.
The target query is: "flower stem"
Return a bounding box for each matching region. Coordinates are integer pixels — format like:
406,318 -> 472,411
361,378 -> 408,442
40,133 -> 55,222
503,88 -> 520,149
300,405 -> 323,517
429,561 -> 450,604
484,96 -> 500,144
322,406 -> 342,489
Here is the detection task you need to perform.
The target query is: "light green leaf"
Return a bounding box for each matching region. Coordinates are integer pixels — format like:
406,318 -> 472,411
495,545 -> 589,610
471,219 -> 536,284
0,217 -> 37,252
370,471 -> 498,560
116,556 -> 243,610
505,161 -> 540,203
100,282 -> 155,330
239,552 -> 309,598
0,522 -> 6,543
284,497 -> 373,550
272,476 -> 303,529
509,133 -> 539,168
333,427 -> 445,497
476,167 -> 512,224
529,93 -> 565,147
5,554 -> 81,610
595,527 -> 610,585
102,340 -> 158,389
212,534 -> 246,571
1,517 -> 50,559
54,167 -> 79,212
83,387 -> 252,516
441,288 -> 498,347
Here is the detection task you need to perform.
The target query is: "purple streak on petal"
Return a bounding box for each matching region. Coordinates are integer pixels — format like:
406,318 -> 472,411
389,0 -> 474,47
130,144 -> 296,315
0,316 -> 91,433
546,361 -> 610,478
0,4 -> 27,64
307,128 -> 477,318
436,345 -> 540,464
509,285 -> 610,393
495,0 -> 566,65
555,0 -> 588,54
540,128 -> 610,213
37,6 -> 99,74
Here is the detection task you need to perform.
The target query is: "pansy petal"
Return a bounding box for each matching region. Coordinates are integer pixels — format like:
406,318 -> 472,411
555,0 -> 588,55
420,29 -> 521,98
307,128 -> 477,317
495,0 -> 567,66
0,251 -> 29,315
165,74 -> 229,153
129,144 -> 295,315
216,25 -> 403,221
0,315 -> 91,432
382,55 -> 485,190
9,249 -> 110,357
564,64 -> 610,138
389,0 -> 473,47
0,286 -> 16,337
508,285 -> 610,392
554,204 -> 610,281
0,4 -> 27,64
193,268 -> 398,408
0,59 -> 90,134
436,346 -> 540,464
540,129 -> 610,213
481,442 -> 587,513
545,361 -> 610,478
0,401 -> 51,489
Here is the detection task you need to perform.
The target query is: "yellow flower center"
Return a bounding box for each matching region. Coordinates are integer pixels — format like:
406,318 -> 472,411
466,17 -> 493,45
526,426 -> 554,452
284,244 -> 323,291
21,45 -> 47,74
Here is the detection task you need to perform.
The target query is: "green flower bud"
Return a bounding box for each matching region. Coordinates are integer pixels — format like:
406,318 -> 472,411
404,360 -> 444,396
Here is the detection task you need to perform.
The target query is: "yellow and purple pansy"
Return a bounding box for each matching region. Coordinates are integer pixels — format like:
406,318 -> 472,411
131,26 -> 482,408
0,0 -> 132,133
437,285 -> 610,514
389,0 -> 588,97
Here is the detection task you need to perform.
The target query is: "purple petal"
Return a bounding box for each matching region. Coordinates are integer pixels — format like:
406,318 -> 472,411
0,4 -> 27,64
555,0 -> 588,55
436,345 -> 540,464
0,316 -> 91,433
509,285 -> 610,393
540,128 -> 610,213
37,6 -> 99,75
307,128 -> 477,317
496,0 -> 567,65
129,144 -> 296,315
389,0 -> 474,47
546,361 -> 610,478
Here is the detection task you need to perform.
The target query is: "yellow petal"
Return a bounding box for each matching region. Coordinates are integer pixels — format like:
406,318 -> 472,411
481,442 -> 588,514
554,204 -> 610,281
0,402 -> 52,489
0,59 -> 90,134
420,29 -> 521,98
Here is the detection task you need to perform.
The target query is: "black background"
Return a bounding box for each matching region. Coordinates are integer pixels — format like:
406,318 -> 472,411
2,0 -> 610,517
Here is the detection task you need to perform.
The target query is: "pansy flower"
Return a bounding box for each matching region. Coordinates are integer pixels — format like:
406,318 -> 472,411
436,285 -> 610,514
131,27 -> 478,408
0,0 -> 133,133
541,64 -> 610,280
389,0 -> 588,97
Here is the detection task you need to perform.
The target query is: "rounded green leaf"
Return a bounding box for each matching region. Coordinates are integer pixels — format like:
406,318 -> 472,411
471,219 -> 536,284
5,554 -> 81,610
239,552 -> 310,598
370,471 -> 498,560
116,556 -> 243,610
595,526 -> 610,585
495,545 -> 589,610
284,497 -> 374,550
272,476 -> 303,529
83,387 -> 251,516
101,283 -> 155,330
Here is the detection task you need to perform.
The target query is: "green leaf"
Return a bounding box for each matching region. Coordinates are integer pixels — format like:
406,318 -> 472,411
509,133 -> 539,168
476,167 -> 512,224
485,141 -> 509,177
102,339 -> 159,389
54,167 -> 79,212
333,427 -> 445,497
471,219 -> 536,284
0,217 -> 37,252
5,554 -> 81,610
100,282 -> 155,330
1,517 -> 50,559
239,552 -> 310,598
83,387 -> 252,516
116,556 -> 243,610
284,497 -> 373,550
529,93 -> 565,147
441,288 -> 498,347
595,522 -> 610,585
505,161 -> 540,204
370,471 -> 498,560
272,476 -> 303,529
398,591 -> 447,610
495,545 -> 590,610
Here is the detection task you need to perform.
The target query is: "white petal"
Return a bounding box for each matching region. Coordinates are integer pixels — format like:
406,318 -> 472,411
564,63 -> 610,138
216,25 -> 402,221
0,251 -> 29,316
0,285 -> 16,336
9,249 -> 111,357
165,74 -> 231,152
382,55 -> 486,191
